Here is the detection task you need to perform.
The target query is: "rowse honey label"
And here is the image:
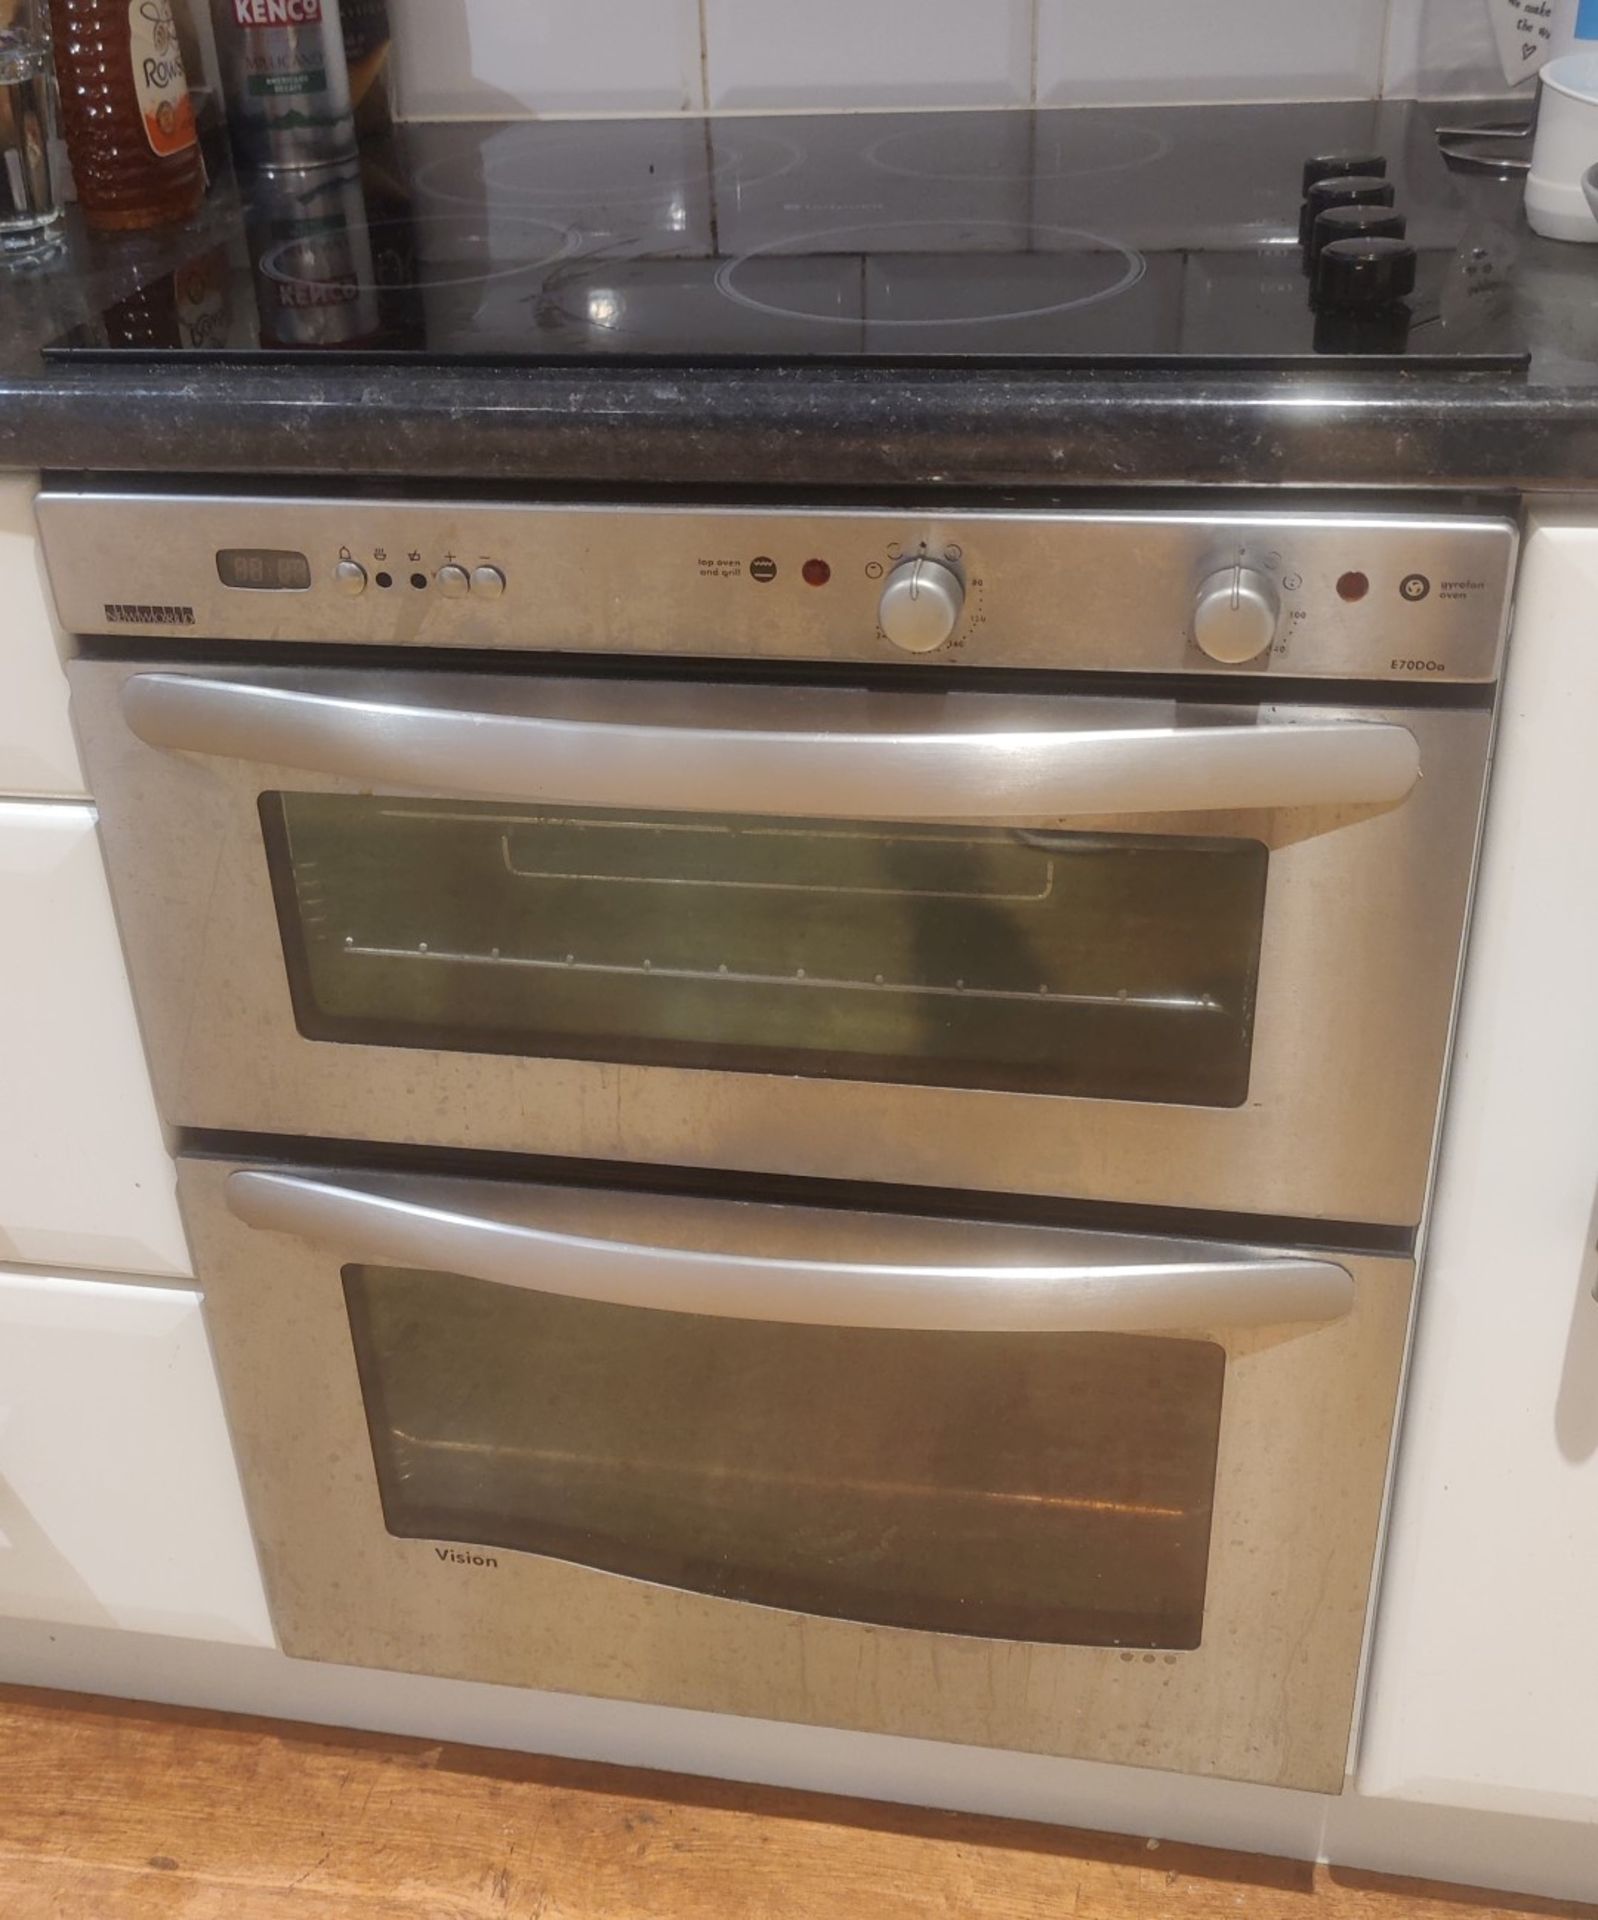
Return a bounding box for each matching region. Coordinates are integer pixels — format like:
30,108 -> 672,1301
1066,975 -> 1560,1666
129,0 -> 199,157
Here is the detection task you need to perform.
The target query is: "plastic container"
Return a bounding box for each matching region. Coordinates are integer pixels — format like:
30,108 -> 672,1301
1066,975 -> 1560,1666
1525,50 -> 1598,242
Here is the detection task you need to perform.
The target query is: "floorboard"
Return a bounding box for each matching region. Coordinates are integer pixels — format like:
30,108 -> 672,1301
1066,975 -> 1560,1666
0,1684 -> 1590,1918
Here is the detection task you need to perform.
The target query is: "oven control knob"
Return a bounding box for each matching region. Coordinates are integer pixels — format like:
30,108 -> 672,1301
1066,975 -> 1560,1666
436,564 -> 470,598
878,556 -> 964,653
333,558 -> 367,596
1192,566 -> 1280,664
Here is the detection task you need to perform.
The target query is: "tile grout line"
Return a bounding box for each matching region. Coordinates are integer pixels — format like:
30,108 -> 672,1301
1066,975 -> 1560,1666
696,0 -> 712,116
1029,0 -> 1040,107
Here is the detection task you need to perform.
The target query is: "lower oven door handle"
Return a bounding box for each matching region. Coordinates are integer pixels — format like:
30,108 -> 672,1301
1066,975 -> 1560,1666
123,675 -> 1420,818
224,1171 -> 1355,1332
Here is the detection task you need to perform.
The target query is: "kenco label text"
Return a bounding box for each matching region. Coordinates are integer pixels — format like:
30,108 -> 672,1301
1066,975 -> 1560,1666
233,0 -> 322,23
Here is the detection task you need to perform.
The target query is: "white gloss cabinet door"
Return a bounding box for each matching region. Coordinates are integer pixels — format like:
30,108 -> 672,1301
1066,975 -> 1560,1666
0,476 -> 84,798
1359,507 -> 1598,1819
0,803 -> 190,1276
0,1270 -> 273,1644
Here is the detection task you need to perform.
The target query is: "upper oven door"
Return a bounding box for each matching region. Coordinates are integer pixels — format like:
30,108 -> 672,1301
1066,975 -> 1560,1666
70,661 -> 1491,1224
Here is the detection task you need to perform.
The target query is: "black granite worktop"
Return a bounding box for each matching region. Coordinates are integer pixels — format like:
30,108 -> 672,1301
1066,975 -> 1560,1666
3,102 -> 1595,493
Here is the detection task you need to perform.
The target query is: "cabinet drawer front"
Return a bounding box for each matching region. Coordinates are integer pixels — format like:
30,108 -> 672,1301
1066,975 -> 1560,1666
0,1269 -> 272,1643
1358,509 -> 1598,1817
0,479 -> 84,798
0,803 -> 189,1276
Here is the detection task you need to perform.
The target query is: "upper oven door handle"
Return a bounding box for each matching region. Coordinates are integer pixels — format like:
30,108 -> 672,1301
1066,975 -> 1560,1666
122,674 -> 1420,818
225,1171 -> 1355,1332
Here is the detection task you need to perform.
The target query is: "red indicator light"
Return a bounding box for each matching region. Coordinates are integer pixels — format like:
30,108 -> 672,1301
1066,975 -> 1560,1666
802,557 -> 832,586
1337,570 -> 1370,602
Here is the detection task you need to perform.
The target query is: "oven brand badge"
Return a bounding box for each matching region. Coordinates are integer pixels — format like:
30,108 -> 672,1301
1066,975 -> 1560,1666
103,602 -> 196,626
434,1546 -> 499,1570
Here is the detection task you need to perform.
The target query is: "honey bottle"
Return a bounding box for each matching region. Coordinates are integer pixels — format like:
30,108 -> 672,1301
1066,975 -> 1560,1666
49,0 -> 205,230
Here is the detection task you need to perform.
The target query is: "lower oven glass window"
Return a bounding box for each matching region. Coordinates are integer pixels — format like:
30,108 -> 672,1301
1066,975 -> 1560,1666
263,796 -> 1268,1105
344,1264 -> 1226,1647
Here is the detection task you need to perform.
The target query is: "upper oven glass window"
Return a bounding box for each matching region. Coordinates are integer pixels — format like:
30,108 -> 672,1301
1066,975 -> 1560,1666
259,797 -> 1268,1105
344,1262 -> 1226,1647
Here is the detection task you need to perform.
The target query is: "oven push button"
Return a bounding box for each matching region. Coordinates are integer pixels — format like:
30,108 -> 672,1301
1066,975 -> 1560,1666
471,565 -> 507,600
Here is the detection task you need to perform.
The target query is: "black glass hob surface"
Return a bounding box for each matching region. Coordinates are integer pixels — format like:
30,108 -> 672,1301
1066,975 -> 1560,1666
46,100 -> 1535,370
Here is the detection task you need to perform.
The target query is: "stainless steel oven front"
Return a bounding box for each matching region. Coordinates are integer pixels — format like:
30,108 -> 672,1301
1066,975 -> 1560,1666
42,489 -> 1514,1792
48,491 -> 1514,1226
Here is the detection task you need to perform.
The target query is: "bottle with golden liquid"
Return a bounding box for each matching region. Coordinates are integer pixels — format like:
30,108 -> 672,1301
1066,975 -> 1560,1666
49,0 -> 205,229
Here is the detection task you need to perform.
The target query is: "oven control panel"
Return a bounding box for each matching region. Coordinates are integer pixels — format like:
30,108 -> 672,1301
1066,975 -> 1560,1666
37,493 -> 1518,683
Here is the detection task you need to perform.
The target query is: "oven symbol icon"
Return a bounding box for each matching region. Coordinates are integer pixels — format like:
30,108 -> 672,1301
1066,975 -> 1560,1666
1400,573 -> 1431,602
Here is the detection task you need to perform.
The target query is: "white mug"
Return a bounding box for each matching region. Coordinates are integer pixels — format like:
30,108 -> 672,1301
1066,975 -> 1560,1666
1526,51 -> 1598,241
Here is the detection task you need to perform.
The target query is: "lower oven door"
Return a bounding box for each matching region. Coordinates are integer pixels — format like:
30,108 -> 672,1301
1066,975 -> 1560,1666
73,663 -> 1489,1226
181,1151 -> 1412,1792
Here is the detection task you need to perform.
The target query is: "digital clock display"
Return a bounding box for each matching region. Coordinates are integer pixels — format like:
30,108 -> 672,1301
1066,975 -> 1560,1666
216,548 -> 312,591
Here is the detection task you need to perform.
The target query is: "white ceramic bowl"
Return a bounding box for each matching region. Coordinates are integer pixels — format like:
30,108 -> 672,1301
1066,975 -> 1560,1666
1527,52 -> 1598,241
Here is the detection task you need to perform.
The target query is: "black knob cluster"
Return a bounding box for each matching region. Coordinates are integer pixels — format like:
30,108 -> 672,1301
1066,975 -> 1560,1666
1299,152 -> 1417,313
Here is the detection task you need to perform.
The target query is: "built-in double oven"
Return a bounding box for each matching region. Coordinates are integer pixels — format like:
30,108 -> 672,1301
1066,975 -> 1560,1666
44,488 -> 1517,1791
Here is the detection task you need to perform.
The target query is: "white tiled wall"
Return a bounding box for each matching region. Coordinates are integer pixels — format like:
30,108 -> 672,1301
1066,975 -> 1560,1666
391,0 -> 704,117
1035,0 -> 1390,107
389,0 -> 1521,120
1382,0 -> 1553,96
703,0 -> 1034,110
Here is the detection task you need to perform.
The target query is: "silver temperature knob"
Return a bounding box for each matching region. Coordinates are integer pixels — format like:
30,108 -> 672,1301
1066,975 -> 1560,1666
878,556 -> 965,653
1192,565 -> 1280,663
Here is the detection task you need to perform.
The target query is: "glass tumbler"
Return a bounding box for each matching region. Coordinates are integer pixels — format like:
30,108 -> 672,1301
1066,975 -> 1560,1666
0,0 -> 62,255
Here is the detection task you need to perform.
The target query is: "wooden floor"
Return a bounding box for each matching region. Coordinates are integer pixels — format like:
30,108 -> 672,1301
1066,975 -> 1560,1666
0,1686 -> 1592,1920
